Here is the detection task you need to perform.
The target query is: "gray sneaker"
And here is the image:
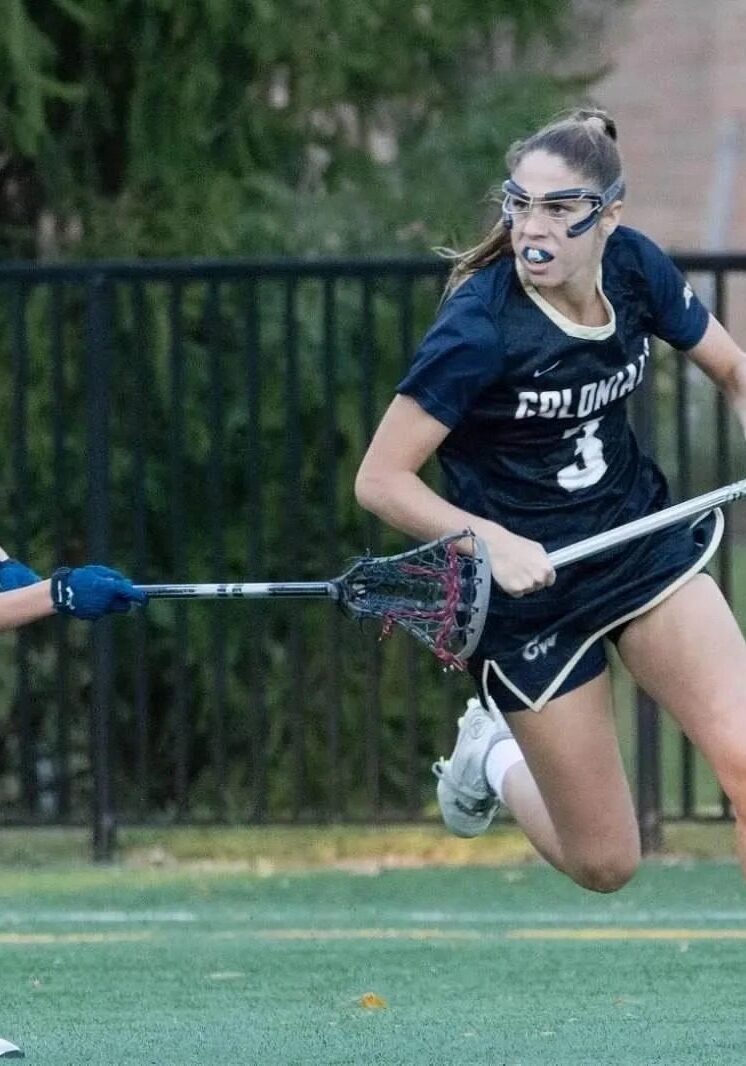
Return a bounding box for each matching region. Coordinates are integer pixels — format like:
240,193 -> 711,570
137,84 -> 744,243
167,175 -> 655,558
432,697 -> 513,838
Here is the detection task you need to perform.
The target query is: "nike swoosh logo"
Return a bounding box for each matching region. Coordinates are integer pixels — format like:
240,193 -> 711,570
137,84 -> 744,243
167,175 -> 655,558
533,360 -> 560,377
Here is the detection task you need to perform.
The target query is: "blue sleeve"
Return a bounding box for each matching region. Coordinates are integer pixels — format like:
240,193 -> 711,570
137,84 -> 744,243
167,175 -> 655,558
634,232 -> 709,350
396,286 -> 504,429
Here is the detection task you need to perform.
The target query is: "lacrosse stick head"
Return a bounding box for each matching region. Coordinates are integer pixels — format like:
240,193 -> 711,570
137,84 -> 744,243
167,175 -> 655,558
335,531 -> 491,668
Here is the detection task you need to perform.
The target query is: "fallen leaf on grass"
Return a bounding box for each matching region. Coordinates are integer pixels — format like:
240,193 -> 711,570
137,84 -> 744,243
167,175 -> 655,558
357,992 -> 387,1009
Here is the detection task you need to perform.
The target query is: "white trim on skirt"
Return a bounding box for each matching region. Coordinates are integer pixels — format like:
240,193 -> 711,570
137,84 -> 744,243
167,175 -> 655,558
481,508 -> 725,713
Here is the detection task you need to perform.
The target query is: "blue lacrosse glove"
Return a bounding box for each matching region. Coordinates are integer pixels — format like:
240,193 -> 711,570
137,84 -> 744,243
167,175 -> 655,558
51,565 -> 148,620
0,558 -> 42,591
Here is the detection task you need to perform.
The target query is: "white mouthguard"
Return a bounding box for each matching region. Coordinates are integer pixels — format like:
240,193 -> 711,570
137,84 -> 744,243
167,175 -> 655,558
522,247 -> 554,264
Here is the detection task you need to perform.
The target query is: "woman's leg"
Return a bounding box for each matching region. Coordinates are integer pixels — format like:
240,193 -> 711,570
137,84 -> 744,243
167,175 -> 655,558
499,669 -> 641,893
616,572 -> 746,874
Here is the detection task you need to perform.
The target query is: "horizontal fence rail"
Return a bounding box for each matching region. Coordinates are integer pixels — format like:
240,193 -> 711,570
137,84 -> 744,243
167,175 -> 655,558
0,252 -> 744,859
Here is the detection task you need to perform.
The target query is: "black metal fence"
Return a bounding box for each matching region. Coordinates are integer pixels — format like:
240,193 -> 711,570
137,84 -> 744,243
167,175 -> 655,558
0,252 -> 744,860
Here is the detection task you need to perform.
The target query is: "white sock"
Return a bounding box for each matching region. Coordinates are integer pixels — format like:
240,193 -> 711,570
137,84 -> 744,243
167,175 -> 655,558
485,737 -> 525,804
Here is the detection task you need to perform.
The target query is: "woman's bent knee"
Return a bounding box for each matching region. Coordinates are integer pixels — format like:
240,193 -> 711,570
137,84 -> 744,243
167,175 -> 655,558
566,849 -> 640,893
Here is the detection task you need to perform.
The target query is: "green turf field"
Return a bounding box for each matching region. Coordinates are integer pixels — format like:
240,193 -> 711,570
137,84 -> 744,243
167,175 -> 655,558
2,856 -> 745,1065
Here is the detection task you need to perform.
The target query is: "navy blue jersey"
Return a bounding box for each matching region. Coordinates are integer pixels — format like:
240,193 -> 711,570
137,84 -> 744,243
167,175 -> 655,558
397,226 -> 715,709
398,225 -> 709,549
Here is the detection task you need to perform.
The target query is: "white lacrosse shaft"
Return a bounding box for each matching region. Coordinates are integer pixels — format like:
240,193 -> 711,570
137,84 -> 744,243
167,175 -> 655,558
133,580 -> 338,600
548,477 -> 746,570
135,480 -> 746,600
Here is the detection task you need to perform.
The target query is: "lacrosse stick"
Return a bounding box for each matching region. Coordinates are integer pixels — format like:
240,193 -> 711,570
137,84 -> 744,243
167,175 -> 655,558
134,478 -> 746,667
547,477 -> 746,569
135,531 -> 492,669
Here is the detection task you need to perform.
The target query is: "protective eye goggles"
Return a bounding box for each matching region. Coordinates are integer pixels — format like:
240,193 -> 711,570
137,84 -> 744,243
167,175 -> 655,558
500,176 -> 625,237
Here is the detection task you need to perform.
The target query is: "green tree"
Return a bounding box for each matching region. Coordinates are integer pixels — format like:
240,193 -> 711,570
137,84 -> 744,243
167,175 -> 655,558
1,0 -> 624,259
0,0 -> 632,823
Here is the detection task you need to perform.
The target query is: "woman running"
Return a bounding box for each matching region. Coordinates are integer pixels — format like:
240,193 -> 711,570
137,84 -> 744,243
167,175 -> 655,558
355,107 -> 746,891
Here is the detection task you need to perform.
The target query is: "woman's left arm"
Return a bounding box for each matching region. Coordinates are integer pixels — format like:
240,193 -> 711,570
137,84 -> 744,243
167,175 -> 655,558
686,314 -> 746,435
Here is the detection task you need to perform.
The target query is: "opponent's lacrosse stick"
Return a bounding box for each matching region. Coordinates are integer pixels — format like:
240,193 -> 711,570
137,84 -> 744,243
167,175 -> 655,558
135,531 -> 492,669
547,477 -> 746,569
134,478 -> 746,666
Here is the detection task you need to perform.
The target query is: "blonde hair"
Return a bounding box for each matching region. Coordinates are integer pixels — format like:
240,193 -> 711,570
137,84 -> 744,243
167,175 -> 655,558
441,107 -> 623,299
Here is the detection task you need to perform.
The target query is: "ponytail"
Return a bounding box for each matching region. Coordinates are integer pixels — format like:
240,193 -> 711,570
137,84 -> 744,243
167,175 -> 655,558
439,218 -> 512,300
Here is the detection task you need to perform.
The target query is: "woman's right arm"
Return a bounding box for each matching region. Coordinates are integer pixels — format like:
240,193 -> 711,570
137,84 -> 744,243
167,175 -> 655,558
354,394 -> 555,597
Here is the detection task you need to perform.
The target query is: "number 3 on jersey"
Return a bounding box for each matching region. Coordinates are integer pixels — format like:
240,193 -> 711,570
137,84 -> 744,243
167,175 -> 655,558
557,418 -> 608,491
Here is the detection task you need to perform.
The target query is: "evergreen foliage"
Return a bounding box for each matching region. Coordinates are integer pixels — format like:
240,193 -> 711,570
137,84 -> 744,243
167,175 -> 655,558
0,2 -> 628,822
1,0 -> 619,258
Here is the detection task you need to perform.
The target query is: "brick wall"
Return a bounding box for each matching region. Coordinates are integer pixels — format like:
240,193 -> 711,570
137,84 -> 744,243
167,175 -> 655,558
592,0 -> 746,338
596,0 -> 746,250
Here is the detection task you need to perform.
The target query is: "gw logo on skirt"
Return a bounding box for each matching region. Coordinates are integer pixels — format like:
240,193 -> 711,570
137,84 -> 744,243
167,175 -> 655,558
523,633 -> 558,661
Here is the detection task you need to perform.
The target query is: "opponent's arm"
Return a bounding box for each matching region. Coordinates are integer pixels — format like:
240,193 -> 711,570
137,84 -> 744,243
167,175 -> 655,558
0,581 -> 56,631
0,548 -> 147,632
686,314 -> 746,435
0,549 -> 42,590
355,394 -> 555,596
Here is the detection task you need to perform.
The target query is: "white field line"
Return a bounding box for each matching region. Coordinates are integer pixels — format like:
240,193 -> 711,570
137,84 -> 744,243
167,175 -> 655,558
246,927 -> 746,942
0,910 -> 196,925
399,908 -> 746,925
0,931 -> 153,944
2,907 -> 746,929
219,907 -> 746,925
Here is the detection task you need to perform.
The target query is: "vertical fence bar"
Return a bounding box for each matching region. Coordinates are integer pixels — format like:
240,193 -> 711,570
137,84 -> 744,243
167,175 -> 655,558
285,276 -> 305,819
169,282 -> 190,818
399,275 -> 421,818
360,277 -> 381,817
713,270 -> 733,820
428,275 -> 458,764
675,353 -> 694,818
714,271 -> 733,603
131,281 -> 150,817
425,276 -> 455,767
10,282 -> 35,816
86,274 -> 115,861
50,282 -> 70,819
637,690 -> 661,849
634,354 -> 662,853
323,278 -> 343,819
206,280 -> 228,820
244,278 -> 268,822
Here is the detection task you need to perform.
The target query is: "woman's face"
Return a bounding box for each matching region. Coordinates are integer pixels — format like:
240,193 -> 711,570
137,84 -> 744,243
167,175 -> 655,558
507,149 -> 621,290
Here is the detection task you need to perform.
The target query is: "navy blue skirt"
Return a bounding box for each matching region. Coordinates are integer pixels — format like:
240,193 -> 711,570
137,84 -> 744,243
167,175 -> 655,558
468,509 -> 723,712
